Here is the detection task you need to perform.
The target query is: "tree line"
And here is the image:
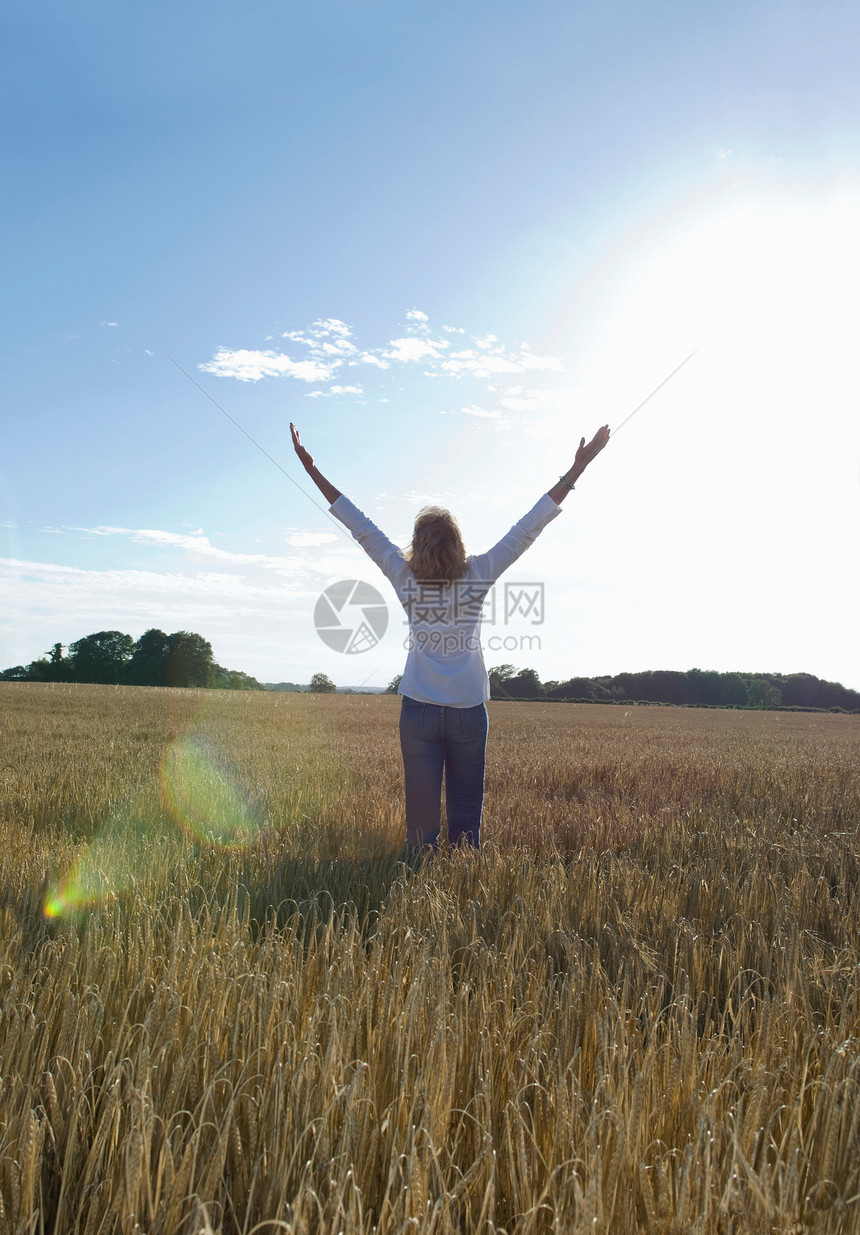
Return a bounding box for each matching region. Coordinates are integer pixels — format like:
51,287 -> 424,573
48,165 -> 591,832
5,640 -> 856,709
0,630 -> 264,690
488,665 -> 860,711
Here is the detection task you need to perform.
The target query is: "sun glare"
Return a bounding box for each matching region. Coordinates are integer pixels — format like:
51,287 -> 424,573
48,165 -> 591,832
611,189 -> 860,379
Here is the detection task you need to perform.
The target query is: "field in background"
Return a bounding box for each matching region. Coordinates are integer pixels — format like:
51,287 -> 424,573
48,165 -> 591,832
1,684 -> 859,1233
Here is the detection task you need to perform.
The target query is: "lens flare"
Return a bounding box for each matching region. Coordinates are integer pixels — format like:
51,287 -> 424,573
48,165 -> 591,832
45,801 -> 179,918
160,733 -> 260,848
45,865 -> 110,918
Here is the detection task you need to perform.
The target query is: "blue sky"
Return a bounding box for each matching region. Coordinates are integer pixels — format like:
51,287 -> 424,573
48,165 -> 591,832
3,0 -> 859,689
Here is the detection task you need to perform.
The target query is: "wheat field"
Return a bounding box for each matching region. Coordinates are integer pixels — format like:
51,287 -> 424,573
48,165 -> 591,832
1,683 -> 859,1233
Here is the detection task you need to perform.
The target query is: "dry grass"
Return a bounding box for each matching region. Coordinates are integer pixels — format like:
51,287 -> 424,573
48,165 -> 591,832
1,683 -> 859,1233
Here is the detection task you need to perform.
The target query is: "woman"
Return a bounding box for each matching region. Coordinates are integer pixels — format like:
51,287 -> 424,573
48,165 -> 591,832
291,421 -> 610,851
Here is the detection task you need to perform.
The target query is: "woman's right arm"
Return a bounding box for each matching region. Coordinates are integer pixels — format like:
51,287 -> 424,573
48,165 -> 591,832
292,423 -> 405,583
291,423 -> 341,505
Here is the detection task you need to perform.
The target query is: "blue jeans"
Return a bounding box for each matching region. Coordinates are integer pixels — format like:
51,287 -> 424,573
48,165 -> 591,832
399,695 -> 489,851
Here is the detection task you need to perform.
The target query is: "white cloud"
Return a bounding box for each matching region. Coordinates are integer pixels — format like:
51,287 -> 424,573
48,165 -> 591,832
519,351 -> 564,372
319,339 -> 357,356
441,351 -> 525,377
0,558 -> 325,665
199,348 -> 333,383
100,320 -> 117,328
385,336 -> 450,363
461,405 -> 499,419
499,387 -> 567,413
457,405 -> 514,432
499,394 -> 541,412
285,532 -> 338,547
78,525 -> 310,574
283,319 -> 356,352
313,318 -> 352,337
200,312 -> 563,405
439,344 -> 564,378
400,489 -> 461,506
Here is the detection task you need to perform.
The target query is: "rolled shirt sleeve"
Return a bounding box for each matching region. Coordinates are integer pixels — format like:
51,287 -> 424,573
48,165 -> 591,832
329,495 -> 408,587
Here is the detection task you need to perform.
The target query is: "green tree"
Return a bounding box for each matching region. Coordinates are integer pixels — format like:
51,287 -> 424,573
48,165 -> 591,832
211,666 -> 264,690
126,629 -> 171,686
547,676 -> 600,700
24,658 -> 54,682
488,664 -> 516,698
166,631 -> 215,688
68,631 -> 135,684
386,674 -> 403,693
719,673 -> 748,707
504,667 -> 542,698
746,678 -> 782,710
308,672 -> 336,693
40,643 -> 70,682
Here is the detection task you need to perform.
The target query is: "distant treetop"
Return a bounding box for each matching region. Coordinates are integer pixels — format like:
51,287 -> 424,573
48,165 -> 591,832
1,628 -> 264,690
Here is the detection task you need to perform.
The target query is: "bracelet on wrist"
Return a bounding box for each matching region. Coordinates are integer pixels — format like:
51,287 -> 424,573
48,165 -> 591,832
558,474 -> 575,491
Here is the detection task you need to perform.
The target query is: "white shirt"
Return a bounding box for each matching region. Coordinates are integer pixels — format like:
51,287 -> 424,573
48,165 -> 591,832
330,493 -> 562,706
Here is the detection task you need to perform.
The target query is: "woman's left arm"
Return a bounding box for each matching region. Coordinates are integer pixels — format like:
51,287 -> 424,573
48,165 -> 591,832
291,423 -> 341,505
547,425 -> 610,504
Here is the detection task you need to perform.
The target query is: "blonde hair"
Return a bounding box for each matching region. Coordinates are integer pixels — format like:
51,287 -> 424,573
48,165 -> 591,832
405,506 -> 467,585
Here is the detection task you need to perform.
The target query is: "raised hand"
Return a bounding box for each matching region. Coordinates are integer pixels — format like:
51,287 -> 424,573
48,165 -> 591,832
572,424 -> 610,480
290,423 -> 341,504
290,422 -> 315,473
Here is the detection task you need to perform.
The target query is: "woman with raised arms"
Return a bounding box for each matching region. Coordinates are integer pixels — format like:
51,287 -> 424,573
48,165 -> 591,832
291,421 -> 610,853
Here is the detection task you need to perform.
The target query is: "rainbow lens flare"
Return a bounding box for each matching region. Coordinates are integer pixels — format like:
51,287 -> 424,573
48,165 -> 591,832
160,733 -> 260,848
45,800 -> 177,918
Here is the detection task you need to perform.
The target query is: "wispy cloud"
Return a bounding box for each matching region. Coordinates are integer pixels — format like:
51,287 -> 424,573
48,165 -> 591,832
200,348 -> 334,383
64,521 -> 377,579
74,525 -> 313,575
461,405 -> 499,419
0,557 -> 319,661
0,552 -> 402,682
460,405 -> 512,431
198,310 -> 567,427
441,344 -> 563,378
284,531 -> 338,547
384,336 -> 450,363
306,383 -> 365,399
499,387 -> 567,413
